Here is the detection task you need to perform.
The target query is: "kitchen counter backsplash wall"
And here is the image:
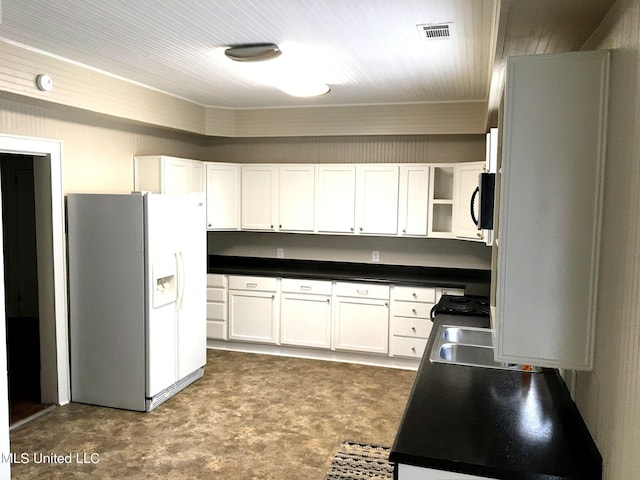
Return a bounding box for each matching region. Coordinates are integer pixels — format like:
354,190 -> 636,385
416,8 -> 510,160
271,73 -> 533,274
208,232 -> 492,270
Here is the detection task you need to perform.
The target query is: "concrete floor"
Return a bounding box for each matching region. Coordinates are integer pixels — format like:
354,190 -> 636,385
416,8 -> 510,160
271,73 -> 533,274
10,349 -> 416,479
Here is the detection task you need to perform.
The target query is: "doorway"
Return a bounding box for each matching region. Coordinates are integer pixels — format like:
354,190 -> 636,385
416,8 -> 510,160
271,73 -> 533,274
0,154 -> 51,425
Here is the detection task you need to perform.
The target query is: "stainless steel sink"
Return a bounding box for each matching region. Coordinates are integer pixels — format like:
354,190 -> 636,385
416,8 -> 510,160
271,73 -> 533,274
429,325 -> 541,372
442,326 -> 493,347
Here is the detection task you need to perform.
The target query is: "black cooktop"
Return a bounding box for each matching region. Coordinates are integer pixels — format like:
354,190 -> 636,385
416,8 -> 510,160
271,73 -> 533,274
431,295 -> 490,318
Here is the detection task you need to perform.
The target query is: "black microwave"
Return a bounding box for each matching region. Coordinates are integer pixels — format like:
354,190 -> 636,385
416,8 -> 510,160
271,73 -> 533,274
472,172 -> 495,230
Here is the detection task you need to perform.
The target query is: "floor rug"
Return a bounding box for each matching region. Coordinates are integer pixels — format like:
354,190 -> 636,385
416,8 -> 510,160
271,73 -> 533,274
325,440 -> 393,479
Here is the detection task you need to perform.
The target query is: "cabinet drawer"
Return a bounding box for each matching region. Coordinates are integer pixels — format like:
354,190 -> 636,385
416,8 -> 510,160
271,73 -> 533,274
206,303 -> 226,321
391,336 -> 428,359
281,278 -> 332,295
392,317 -> 433,338
207,274 -> 226,288
393,286 -> 436,303
228,275 -> 277,292
392,302 -> 433,319
206,287 -> 226,303
334,282 -> 389,300
207,320 -> 226,340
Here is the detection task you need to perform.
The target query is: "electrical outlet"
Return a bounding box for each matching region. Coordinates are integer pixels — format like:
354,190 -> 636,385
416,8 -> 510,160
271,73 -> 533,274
276,248 -> 284,259
372,250 -> 380,262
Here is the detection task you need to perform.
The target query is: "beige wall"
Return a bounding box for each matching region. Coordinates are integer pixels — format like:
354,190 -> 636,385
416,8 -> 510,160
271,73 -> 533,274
206,134 -> 485,164
578,0 -> 640,478
0,96 -> 209,194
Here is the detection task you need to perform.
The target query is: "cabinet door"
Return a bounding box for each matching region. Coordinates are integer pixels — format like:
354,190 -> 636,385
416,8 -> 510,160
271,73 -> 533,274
398,165 -> 429,236
190,161 -> 205,193
333,298 -> 389,354
280,293 -> 331,349
163,158 -> 191,194
315,165 -> 356,233
279,165 -> 315,232
241,165 -> 278,230
454,162 -> 484,241
495,50 -> 609,370
397,463 -> 492,479
356,165 -> 399,235
228,290 -> 278,344
206,163 -> 240,230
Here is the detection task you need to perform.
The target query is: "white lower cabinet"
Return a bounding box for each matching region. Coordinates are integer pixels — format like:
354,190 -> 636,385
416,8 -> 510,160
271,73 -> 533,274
220,274 -> 464,364
280,279 -> 332,349
397,463 -> 491,480
206,274 -> 228,340
228,276 -> 279,344
390,285 -> 436,359
333,282 -> 390,355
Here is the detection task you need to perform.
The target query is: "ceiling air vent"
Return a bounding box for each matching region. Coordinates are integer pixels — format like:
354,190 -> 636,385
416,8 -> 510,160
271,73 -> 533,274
416,23 -> 452,40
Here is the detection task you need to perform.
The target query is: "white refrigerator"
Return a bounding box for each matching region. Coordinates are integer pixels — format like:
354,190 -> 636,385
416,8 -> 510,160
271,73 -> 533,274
67,192 -> 207,411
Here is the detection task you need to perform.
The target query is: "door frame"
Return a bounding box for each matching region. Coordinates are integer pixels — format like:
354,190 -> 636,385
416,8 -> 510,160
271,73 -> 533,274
0,134 -> 70,407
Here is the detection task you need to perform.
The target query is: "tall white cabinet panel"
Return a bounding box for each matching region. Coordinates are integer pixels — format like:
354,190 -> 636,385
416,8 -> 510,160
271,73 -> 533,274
398,165 -> 430,236
280,279 -> 332,349
333,282 -> 390,354
279,165 -> 315,232
494,51 -> 609,370
206,163 -> 241,230
454,162 -> 485,241
241,165 -> 278,231
356,165 -> 399,235
315,165 -> 357,233
134,155 -> 205,194
228,276 -> 279,344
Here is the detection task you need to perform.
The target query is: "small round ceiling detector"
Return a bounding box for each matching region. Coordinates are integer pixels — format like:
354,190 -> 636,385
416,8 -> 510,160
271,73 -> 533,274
36,74 -> 54,92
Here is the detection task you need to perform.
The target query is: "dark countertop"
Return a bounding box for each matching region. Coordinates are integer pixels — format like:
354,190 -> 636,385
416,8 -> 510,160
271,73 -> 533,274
390,314 -> 602,480
207,255 -> 491,296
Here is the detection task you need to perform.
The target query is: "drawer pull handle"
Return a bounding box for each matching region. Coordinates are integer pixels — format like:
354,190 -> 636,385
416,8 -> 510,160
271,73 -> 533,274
246,283 -> 258,288
411,327 -> 416,332
412,309 -> 417,315
326,299 -> 330,304
357,289 -> 369,296
301,285 -> 312,291
412,292 -> 417,298
411,347 -> 416,353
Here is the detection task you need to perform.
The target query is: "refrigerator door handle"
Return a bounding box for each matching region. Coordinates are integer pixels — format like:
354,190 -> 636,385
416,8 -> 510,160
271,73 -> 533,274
176,251 -> 186,310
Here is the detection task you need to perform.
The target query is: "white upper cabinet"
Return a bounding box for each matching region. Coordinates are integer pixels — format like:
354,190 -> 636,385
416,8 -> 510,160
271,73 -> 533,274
134,155 -> 205,194
356,165 -> 399,235
493,50 -> 610,370
241,165 -> 278,231
398,165 -> 430,236
454,161 -> 485,241
278,165 -> 315,232
315,165 -> 357,234
205,162 -> 241,230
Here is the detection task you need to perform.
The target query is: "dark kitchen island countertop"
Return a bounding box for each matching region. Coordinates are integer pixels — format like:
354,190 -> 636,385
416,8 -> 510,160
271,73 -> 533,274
389,314 -> 602,479
207,255 -> 491,296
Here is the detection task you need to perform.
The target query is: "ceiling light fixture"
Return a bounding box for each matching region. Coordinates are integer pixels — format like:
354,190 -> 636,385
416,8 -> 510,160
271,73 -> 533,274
278,81 -> 331,98
224,43 -> 282,62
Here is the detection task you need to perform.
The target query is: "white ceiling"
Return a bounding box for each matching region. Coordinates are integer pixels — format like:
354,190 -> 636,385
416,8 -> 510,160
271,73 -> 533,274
0,0 -> 615,112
